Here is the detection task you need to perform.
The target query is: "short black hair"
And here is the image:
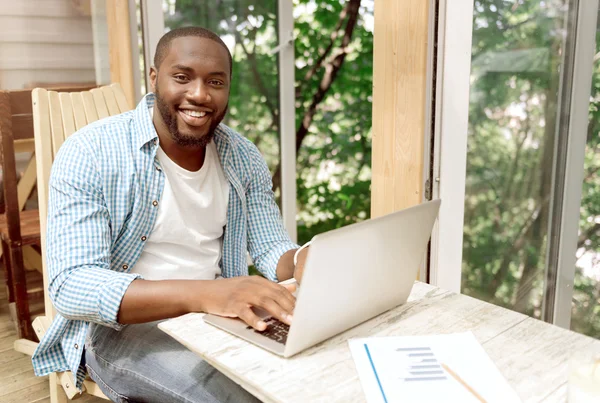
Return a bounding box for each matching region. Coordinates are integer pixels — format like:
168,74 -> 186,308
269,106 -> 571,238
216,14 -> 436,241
153,26 -> 233,75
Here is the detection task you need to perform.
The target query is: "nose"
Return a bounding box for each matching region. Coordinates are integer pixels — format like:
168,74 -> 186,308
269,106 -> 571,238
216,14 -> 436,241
187,80 -> 211,104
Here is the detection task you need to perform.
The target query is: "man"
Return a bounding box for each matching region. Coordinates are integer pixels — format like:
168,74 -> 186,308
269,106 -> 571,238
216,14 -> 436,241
32,26 -> 309,402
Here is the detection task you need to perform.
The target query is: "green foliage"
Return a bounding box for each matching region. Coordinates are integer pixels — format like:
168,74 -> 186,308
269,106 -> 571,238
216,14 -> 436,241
465,0 -> 600,337
165,0 -> 374,246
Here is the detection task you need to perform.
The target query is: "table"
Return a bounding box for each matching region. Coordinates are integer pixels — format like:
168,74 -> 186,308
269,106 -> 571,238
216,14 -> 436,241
159,282 -> 600,402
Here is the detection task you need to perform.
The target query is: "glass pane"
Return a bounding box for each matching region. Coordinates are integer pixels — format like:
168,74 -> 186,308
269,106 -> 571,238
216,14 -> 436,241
571,8 -> 600,339
162,0 -> 281,182
462,1 -> 574,318
294,1 -> 374,244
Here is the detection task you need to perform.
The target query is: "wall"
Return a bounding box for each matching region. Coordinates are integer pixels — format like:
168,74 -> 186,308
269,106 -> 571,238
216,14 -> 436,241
0,0 -> 97,90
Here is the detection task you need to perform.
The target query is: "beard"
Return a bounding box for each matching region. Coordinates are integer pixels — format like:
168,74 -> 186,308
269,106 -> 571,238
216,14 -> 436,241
154,85 -> 227,148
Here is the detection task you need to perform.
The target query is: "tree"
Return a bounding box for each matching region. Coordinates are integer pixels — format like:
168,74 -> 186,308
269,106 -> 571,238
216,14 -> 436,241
464,0 -> 600,338
164,0 -> 373,246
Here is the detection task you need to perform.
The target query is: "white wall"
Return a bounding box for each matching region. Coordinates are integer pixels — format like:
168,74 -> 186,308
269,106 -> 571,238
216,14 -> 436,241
0,0 -> 98,90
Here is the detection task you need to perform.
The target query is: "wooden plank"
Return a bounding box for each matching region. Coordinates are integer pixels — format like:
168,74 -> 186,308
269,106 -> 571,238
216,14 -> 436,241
58,93 -> 77,138
58,371 -> 80,399
12,338 -> 38,356
0,369 -> 48,398
0,16 -> 93,44
70,94 -> 89,131
0,0 -> 91,17
0,356 -> 35,379
0,333 -> 18,353
0,377 -> 49,403
371,0 -> 430,217
0,346 -> 29,365
106,0 -> 136,107
90,88 -> 109,119
31,88 -> 54,319
13,139 -> 35,154
0,45 -> 96,71
47,92 -> 66,163
17,156 -> 37,211
32,316 -> 50,342
482,317 -> 600,402
22,245 -> 42,273
101,86 -> 120,116
8,90 -> 34,115
82,380 -> 109,400
10,115 -> 34,140
80,91 -> 99,124
110,83 -> 131,112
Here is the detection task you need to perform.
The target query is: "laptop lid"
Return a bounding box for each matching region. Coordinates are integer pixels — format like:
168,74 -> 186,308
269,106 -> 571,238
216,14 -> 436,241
283,199 -> 441,356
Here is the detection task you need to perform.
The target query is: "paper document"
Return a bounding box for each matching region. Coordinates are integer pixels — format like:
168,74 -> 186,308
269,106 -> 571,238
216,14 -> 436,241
348,332 -> 521,403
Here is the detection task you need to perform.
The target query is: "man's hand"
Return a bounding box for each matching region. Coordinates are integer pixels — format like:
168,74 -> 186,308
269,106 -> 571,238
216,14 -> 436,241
197,276 -> 296,331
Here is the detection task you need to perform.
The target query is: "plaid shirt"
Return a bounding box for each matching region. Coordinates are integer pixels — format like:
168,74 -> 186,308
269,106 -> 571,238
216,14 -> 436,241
31,93 -> 297,389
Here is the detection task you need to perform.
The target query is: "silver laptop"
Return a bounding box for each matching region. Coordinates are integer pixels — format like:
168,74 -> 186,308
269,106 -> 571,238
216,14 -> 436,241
204,199 -> 441,357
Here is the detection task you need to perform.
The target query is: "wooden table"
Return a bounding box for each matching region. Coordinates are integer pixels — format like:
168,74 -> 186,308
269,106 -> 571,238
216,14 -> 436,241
159,282 -> 600,402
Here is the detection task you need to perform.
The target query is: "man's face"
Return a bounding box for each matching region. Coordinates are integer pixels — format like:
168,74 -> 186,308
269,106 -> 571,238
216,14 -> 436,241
150,36 -> 230,148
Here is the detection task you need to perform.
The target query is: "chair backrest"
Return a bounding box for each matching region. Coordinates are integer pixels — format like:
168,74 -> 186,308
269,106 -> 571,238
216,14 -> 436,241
32,83 -> 132,318
0,86 -> 95,243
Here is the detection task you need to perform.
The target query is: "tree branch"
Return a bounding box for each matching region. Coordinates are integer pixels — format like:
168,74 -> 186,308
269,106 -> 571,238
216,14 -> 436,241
487,196 -> 549,296
272,0 -> 361,192
295,0 -> 361,152
578,222 -> 600,249
223,13 -> 280,129
296,5 -> 349,98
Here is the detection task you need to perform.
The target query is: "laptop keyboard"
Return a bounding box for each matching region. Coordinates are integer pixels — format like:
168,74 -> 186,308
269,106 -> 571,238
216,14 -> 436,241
246,317 -> 289,344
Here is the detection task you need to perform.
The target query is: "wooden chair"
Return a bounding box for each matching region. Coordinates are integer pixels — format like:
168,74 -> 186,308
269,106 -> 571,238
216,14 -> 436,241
0,87 -> 93,341
17,83 -> 131,402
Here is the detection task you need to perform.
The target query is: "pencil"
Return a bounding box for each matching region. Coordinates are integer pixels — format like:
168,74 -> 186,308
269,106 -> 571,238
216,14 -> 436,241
441,363 -> 487,403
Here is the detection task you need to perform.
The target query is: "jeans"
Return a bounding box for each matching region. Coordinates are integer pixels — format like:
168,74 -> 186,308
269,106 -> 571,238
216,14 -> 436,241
84,321 -> 262,403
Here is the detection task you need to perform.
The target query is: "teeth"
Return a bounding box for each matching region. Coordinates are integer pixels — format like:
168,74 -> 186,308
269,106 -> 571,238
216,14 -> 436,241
182,110 -> 207,118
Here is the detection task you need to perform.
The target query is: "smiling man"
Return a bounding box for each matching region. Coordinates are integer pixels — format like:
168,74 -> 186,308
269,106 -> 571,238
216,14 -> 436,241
31,27 -> 308,403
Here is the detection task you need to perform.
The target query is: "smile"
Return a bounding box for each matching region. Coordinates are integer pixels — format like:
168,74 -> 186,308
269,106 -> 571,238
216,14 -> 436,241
178,109 -> 210,127
181,110 -> 207,118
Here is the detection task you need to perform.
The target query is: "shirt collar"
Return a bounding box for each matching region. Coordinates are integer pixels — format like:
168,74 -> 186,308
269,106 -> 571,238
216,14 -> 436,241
133,93 -> 159,149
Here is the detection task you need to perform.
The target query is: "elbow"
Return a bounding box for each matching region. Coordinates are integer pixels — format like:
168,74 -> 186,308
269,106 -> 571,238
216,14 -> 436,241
48,279 -> 80,321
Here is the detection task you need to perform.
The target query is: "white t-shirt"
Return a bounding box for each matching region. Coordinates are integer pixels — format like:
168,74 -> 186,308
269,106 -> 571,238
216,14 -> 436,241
131,123 -> 230,280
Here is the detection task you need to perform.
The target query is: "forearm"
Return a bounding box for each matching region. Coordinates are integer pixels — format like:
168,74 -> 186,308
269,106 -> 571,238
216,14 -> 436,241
118,279 -> 212,324
50,266 -> 140,326
276,249 -> 296,282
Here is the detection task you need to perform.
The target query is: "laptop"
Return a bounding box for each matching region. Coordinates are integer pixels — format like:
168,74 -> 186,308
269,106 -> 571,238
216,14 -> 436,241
204,199 -> 441,358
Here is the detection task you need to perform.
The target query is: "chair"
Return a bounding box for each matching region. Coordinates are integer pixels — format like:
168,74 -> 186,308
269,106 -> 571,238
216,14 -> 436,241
17,83 -> 131,402
0,86 -> 93,341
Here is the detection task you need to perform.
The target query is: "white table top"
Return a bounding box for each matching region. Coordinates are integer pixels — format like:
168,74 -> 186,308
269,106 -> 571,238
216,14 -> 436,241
159,282 -> 600,403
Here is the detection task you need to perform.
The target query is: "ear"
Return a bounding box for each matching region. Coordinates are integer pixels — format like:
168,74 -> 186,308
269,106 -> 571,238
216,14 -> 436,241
149,67 -> 158,92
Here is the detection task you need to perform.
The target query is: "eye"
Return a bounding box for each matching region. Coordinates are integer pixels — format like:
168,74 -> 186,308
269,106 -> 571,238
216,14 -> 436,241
209,79 -> 225,86
173,74 -> 189,82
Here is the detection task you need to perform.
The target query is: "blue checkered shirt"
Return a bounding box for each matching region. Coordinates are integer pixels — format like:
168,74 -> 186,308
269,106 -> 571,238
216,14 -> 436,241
31,93 -> 298,389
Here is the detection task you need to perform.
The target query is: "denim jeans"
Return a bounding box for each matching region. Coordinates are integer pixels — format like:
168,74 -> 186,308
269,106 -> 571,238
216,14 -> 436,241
84,321 -> 261,403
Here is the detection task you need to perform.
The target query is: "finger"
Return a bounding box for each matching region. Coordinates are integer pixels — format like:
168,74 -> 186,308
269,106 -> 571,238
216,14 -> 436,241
281,282 -> 297,294
256,298 -> 294,326
270,284 -> 296,314
238,307 -> 267,331
256,277 -> 296,311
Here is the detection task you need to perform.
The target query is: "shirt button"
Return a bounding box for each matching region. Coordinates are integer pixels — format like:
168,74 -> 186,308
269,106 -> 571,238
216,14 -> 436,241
141,236 -> 147,241
153,139 -> 157,145
152,200 -> 158,207
74,344 -> 79,349
122,264 -> 129,270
